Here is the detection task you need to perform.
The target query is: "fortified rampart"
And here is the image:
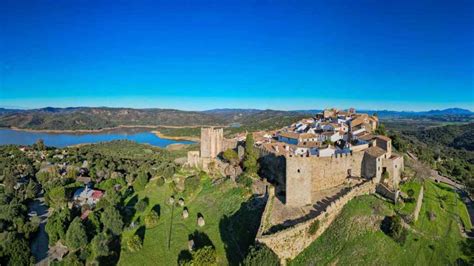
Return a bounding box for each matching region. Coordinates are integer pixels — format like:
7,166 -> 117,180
285,151 -> 365,206
256,180 -> 376,262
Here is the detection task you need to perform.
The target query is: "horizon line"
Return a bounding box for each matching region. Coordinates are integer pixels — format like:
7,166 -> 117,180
1,105 -> 472,113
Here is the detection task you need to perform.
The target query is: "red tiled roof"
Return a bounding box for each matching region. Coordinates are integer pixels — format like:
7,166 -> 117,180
91,190 -> 104,199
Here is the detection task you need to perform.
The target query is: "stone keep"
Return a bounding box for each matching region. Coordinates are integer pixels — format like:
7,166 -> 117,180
200,127 -> 224,159
285,152 -> 364,206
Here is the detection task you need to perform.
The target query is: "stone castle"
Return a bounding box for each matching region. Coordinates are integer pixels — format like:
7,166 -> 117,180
186,109 -> 405,263
186,127 -> 241,176
252,108 -> 404,263
284,135 -> 403,206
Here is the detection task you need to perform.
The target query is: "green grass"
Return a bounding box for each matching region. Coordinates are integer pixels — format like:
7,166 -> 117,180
424,182 -> 472,232
396,181 -> 422,216
290,180 -> 471,265
118,176 -> 263,266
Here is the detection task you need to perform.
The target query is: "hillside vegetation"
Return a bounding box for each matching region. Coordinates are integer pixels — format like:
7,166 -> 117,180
291,181 -> 472,265
0,108 -> 226,130
386,122 -> 474,194
0,107 -> 306,132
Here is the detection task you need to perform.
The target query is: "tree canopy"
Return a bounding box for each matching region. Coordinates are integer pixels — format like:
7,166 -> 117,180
101,206 -> 124,235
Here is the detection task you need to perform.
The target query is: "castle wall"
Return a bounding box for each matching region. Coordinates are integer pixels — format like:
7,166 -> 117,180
257,180 -> 376,261
285,151 -> 365,206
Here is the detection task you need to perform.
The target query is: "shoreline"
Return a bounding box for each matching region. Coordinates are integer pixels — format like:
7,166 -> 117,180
7,124 -> 224,134
151,130 -> 200,142
3,125 -> 203,142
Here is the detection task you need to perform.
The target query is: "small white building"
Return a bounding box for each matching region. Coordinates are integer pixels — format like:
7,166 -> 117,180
73,186 -> 104,206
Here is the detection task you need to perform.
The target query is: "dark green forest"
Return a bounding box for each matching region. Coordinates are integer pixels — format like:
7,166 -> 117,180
386,122 -> 474,193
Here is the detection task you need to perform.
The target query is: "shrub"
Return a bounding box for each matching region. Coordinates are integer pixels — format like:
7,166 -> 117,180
237,175 -> 253,188
45,186 -> 67,208
127,235 -> 143,252
90,233 -> 110,259
185,175 -> 200,193
135,198 -> 149,213
65,217 -> 88,250
191,245 -> 217,265
46,208 -> 71,245
133,172 -> 149,192
101,206 -> 123,235
386,215 -> 408,245
156,176 -> 165,186
407,189 -> 415,198
308,220 -> 320,235
144,210 -> 160,228
243,244 -> 279,266
243,134 -> 259,174
223,148 -> 239,165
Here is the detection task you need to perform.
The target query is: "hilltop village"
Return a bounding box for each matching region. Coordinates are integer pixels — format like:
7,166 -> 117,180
1,108 -> 472,265
187,108 -> 405,262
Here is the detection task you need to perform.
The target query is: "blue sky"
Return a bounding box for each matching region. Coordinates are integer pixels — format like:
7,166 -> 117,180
1,0 -> 473,111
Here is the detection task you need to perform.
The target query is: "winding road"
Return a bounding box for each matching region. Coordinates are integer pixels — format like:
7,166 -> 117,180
29,197 -> 50,265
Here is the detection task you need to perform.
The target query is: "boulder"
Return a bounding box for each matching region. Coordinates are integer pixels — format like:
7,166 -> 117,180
197,216 -> 205,227
182,208 -> 189,219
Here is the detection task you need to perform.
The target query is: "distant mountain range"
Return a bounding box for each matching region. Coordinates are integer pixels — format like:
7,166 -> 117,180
0,107 -> 471,131
290,108 -> 473,118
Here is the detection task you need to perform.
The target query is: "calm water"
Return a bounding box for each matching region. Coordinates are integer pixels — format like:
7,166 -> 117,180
0,128 -> 193,148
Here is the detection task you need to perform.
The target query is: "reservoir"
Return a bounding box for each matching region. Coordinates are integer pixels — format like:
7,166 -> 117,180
0,128 -> 194,148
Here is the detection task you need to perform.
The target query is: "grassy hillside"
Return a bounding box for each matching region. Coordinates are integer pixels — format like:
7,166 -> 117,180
290,180 -> 472,265
118,175 -> 264,266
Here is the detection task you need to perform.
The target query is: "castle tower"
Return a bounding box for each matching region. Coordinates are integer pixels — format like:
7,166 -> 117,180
200,127 -> 224,159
